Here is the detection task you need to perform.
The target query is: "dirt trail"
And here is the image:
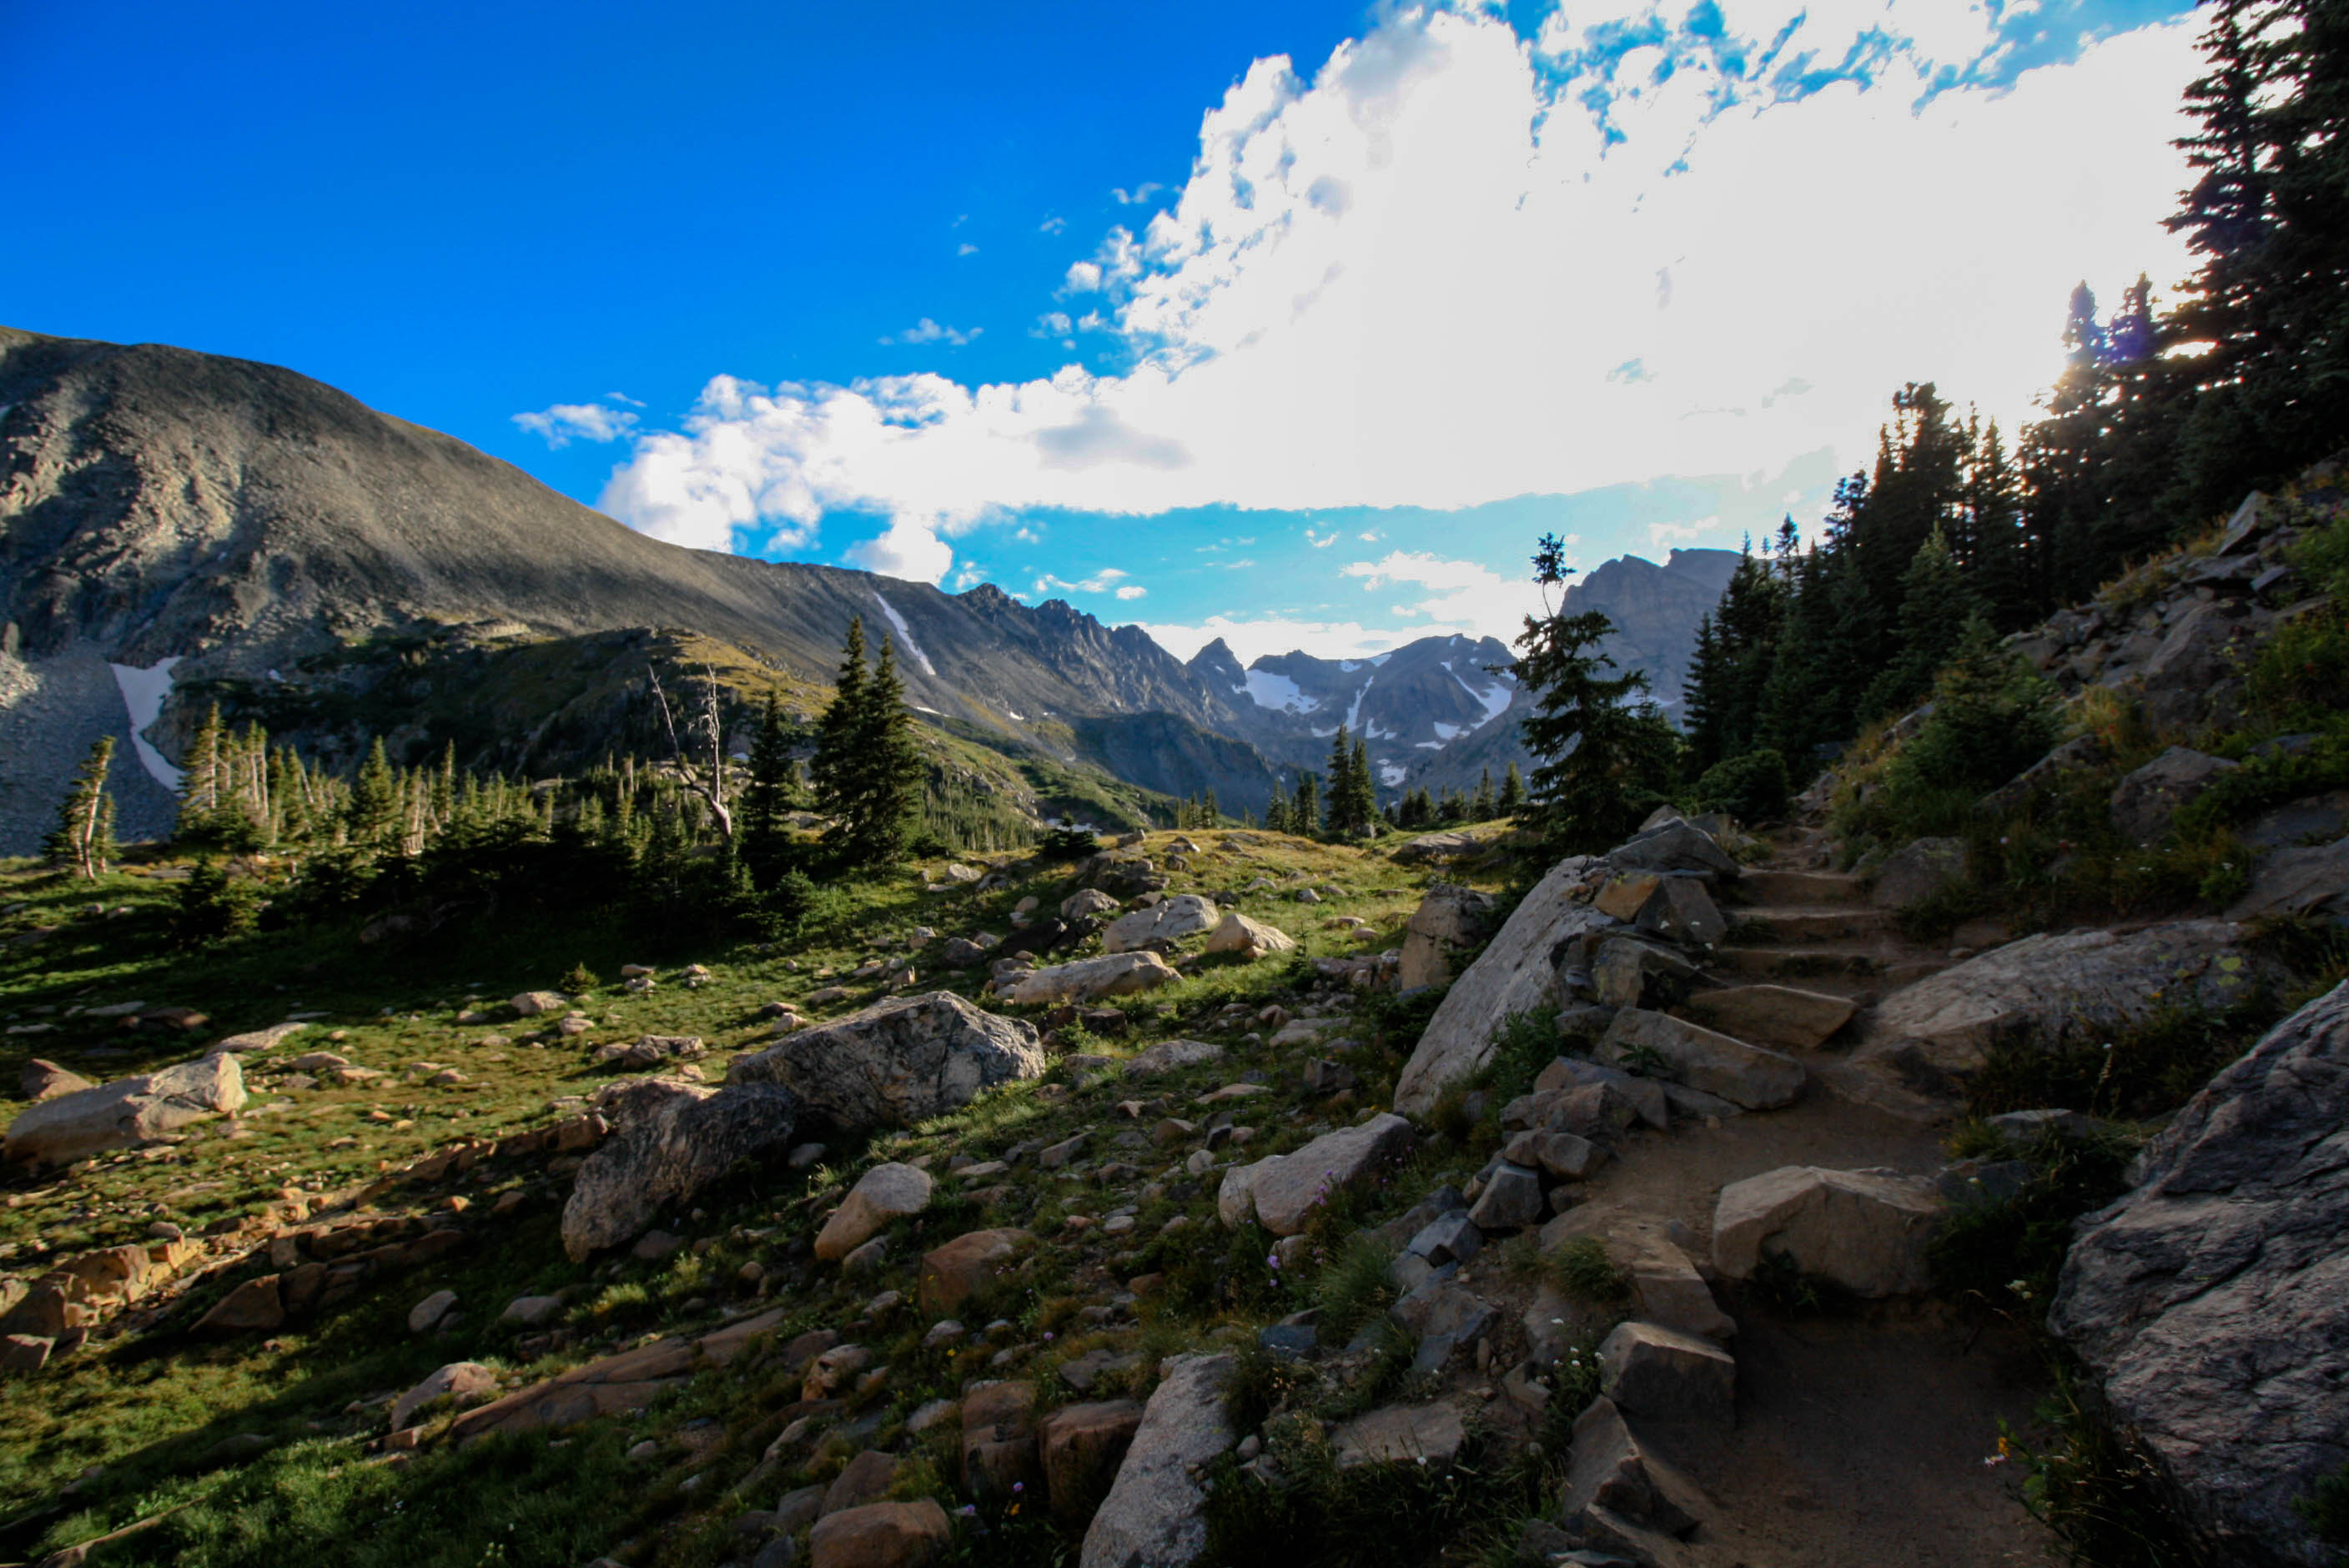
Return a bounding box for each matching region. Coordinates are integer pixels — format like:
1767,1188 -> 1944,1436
1562,831 -> 2057,1567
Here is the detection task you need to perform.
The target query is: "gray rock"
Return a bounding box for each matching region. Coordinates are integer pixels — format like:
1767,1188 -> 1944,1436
729,991 -> 1044,1128
1394,857 -> 1619,1116
390,1360 -> 498,1430
2110,747 -> 2241,845
1078,1352 -> 1235,1568
560,1080 -> 801,1259
1202,912 -> 1295,957
1234,1113 -> 1417,1235
1393,830 -> 1484,864
1711,1165 -> 1940,1297
20,1058 -> 93,1103
4,1053 -> 246,1167
1398,883 -> 1497,991
1590,934 -> 1704,1008
1330,1402 -> 1466,1469
1123,1039 -> 1223,1078
814,1163 -> 935,1263
1868,837 -> 1969,909
1597,1320 -> 1735,1425
1596,1008 -> 1804,1111
2228,837 -> 2349,923
1607,821 -> 1738,880
2240,790 -> 2349,852
1834,921 -> 2280,1118
408,1289 -> 457,1333
1677,985 -> 1855,1051
1103,895 -> 1221,955
1390,1278 -> 1496,1346
1003,952 -> 1180,1007
1466,1163 -> 1545,1230
2050,981 -> 2349,1567
1062,887 -> 1121,922
1531,1057 -> 1670,1130
1407,1212 -> 1483,1267
1501,1128 -> 1602,1180
1632,876 -> 1726,946
1559,1396 -> 1703,1536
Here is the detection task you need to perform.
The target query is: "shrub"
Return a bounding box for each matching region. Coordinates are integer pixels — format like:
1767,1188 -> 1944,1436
2001,1368 -> 2213,1568
173,858 -> 259,946
1693,748 -> 1791,822
1034,825 -> 1099,862
1546,1236 -> 1629,1305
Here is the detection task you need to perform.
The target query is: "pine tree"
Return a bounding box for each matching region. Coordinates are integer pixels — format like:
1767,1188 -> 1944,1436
828,636 -> 924,867
348,737 -> 400,850
1498,762 -> 1525,817
1472,766 -> 1496,820
1325,726 -> 1358,836
1513,534 -> 1679,850
1293,771 -> 1321,837
46,737 -> 118,879
1265,781 -> 1292,835
812,617 -> 868,830
742,689 -> 797,883
1347,737 -> 1376,833
1859,525 -> 1982,720
176,704 -> 227,842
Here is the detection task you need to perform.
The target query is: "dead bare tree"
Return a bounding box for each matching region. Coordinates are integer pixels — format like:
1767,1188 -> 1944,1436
647,664 -> 735,842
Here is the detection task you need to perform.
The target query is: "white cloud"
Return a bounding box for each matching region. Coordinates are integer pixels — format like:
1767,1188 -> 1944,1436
1112,182 -> 1165,205
1305,529 -> 1338,548
847,517 -> 953,584
957,242 -> 979,257
1339,550 -> 1550,641
1032,566 -> 1132,596
1140,614 -> 1427,664
600,6 -> 2200,555
882,318 -> 982,346
1040,215 -> 1067,234
513,401 -> 639,447
1114,584 -> 1148,600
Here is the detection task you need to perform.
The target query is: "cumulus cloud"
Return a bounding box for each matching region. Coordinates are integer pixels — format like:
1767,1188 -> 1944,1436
1139,615 -> 1426,664
1340,550 -> 1551,641
1112,181 -> 1165,204
882,319 -> 982,346
847,517 -> 954,583
1115,584 -> 1148,600
598,3 -> 2201,584
513,401 -> 639,447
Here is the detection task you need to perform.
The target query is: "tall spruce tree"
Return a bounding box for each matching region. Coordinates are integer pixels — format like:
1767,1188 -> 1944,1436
1498,762 -> 1525,817
1293,771 -> 1320,837
821,633 -> 924,867
741,689 -> 797,883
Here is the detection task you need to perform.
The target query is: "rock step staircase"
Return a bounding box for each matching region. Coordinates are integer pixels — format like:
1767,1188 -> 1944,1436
1703,852 -> 1954,1013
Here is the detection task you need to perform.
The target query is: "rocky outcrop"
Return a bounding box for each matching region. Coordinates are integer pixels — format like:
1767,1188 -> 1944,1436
1079,1352 -> 1235,1568
1397,882 -> 1496,992
560,1081 -> 800,1259
1677,985 -> 1855,1051
2229,837 -> 2349,923
1712,1166 -> 1940,1298
1221,1113 -> 1416,1236
1832,921 -> 2277,1118
729,992 -> 1044,1128
2050,982 -> 2349,1566
4,1053 -> 246,1166
2110,747 -> 2241,845
1867,837 -> 1967,909
1394,857 -> 1617,1115
1596,1008 -> 1805,1111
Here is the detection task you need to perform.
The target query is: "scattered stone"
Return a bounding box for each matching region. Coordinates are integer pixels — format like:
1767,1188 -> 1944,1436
1466,1163 -> 1545,1230
1003,952 -> 1180,1007
1557,1396 -> 1703,1538
1590,935 -> 1703,1008
20,1059 -> 91,1103
561,1081 -> 802,1259
510,992 -> 566,1017
391,1361 -> 499,1430
1597,1008 -> 1803,1110
1395,858 -> 1617,1115
1711,1166 -> 1941,1298
962,1380 -> 1041,1499
194,1274 -> 284,1335
1078,1352 -> 1234,1568
808,1500 -> 949,1568
823,1450 -> 902,1515
1597,1320 -> 1735,1425
731,993 -> 1045,1128
1677,985 -> 1856,1051
208,1021 -> 308,1055
1103,895 -> 1221,954
1501,1128 -> 1603,1181
1202,911 -> 1297,958
409,1289 -> 457,1333
918,1229 -> 1031,1314
4,1053 -> 247,1167
1330,1402 -> 1466,1469
1228,1113 -> 1416,1235
501,1295 -> 563,1326
1042,1400 -> 1148,1518
816,1163 -> 936,1263
1063,887 -> 1121,922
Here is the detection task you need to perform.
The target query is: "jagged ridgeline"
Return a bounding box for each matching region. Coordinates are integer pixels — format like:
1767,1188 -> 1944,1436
0,326 -> 1733,855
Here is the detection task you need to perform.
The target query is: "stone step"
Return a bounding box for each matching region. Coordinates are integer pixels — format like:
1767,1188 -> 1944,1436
1713,947 -> 1944,991
1735,869 -> 1860,907
1730,907 -> 1897,943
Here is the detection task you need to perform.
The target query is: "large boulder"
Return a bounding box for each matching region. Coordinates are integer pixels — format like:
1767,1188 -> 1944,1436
809,1500 -> 949,1568
814,1163 -> 934,1263
560,1081 -> 800,1259
1868,837 -> 1969,909
2049,982 -> 2349,1566
1711,1165 -> 1940,1298
1393,830 -> 1484,864
1678,985 -> 1855,1051
1393,857 -> 1617,1116
1558,1397 -> 1705,1539
1832,921 -> 2278,1119
1041,1400 -> 1147,1518
5,1054 -> 246,1167
729,992 -> 1044,1128
1607,821 -> 1739,880
1597,1320 -> 1736,1425
1225,1113 -> 1416,1235
1596,1008 -> 1804,1110
2110,746 -> 2241,845
1397,883 -> 1496,992
21,1060 -> 92,1103
918,1228 -> 1032,1314
1202,912 -> 1295,958
1102,895 -> 1220,954
1079,1352 -> 1235,1568
1003,952 -> 1178,1008
1330,1403 -> 1466,1469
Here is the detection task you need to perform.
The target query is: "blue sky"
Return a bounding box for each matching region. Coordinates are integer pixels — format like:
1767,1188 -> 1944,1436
6,0 -> 2201,661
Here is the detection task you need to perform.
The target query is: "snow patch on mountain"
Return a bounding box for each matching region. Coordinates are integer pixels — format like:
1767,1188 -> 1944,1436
871,593 -> 937,676
1243,669 -> 1315,713
108,656 -> 184,791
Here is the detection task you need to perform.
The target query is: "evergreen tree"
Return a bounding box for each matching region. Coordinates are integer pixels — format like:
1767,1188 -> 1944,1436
1859,525 -> 1981,720
46,737 -> 118,880
1498,762 -> 1525,817
1265,781 -> 1292,835
742,689 -> 797,884
1513,534 -> 1679,850
1346,736 -> 1376,833
812,617 -> 868,828
176,704 -> 227,842
823,635 -> 924,867
1292,771 -> 1320,837
1472,766 -> 1495,819
348,737 -> 400,850
1325,726 -> 1359,835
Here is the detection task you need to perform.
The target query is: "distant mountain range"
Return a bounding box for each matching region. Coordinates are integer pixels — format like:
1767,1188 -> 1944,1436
0,325 -> 1738,850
